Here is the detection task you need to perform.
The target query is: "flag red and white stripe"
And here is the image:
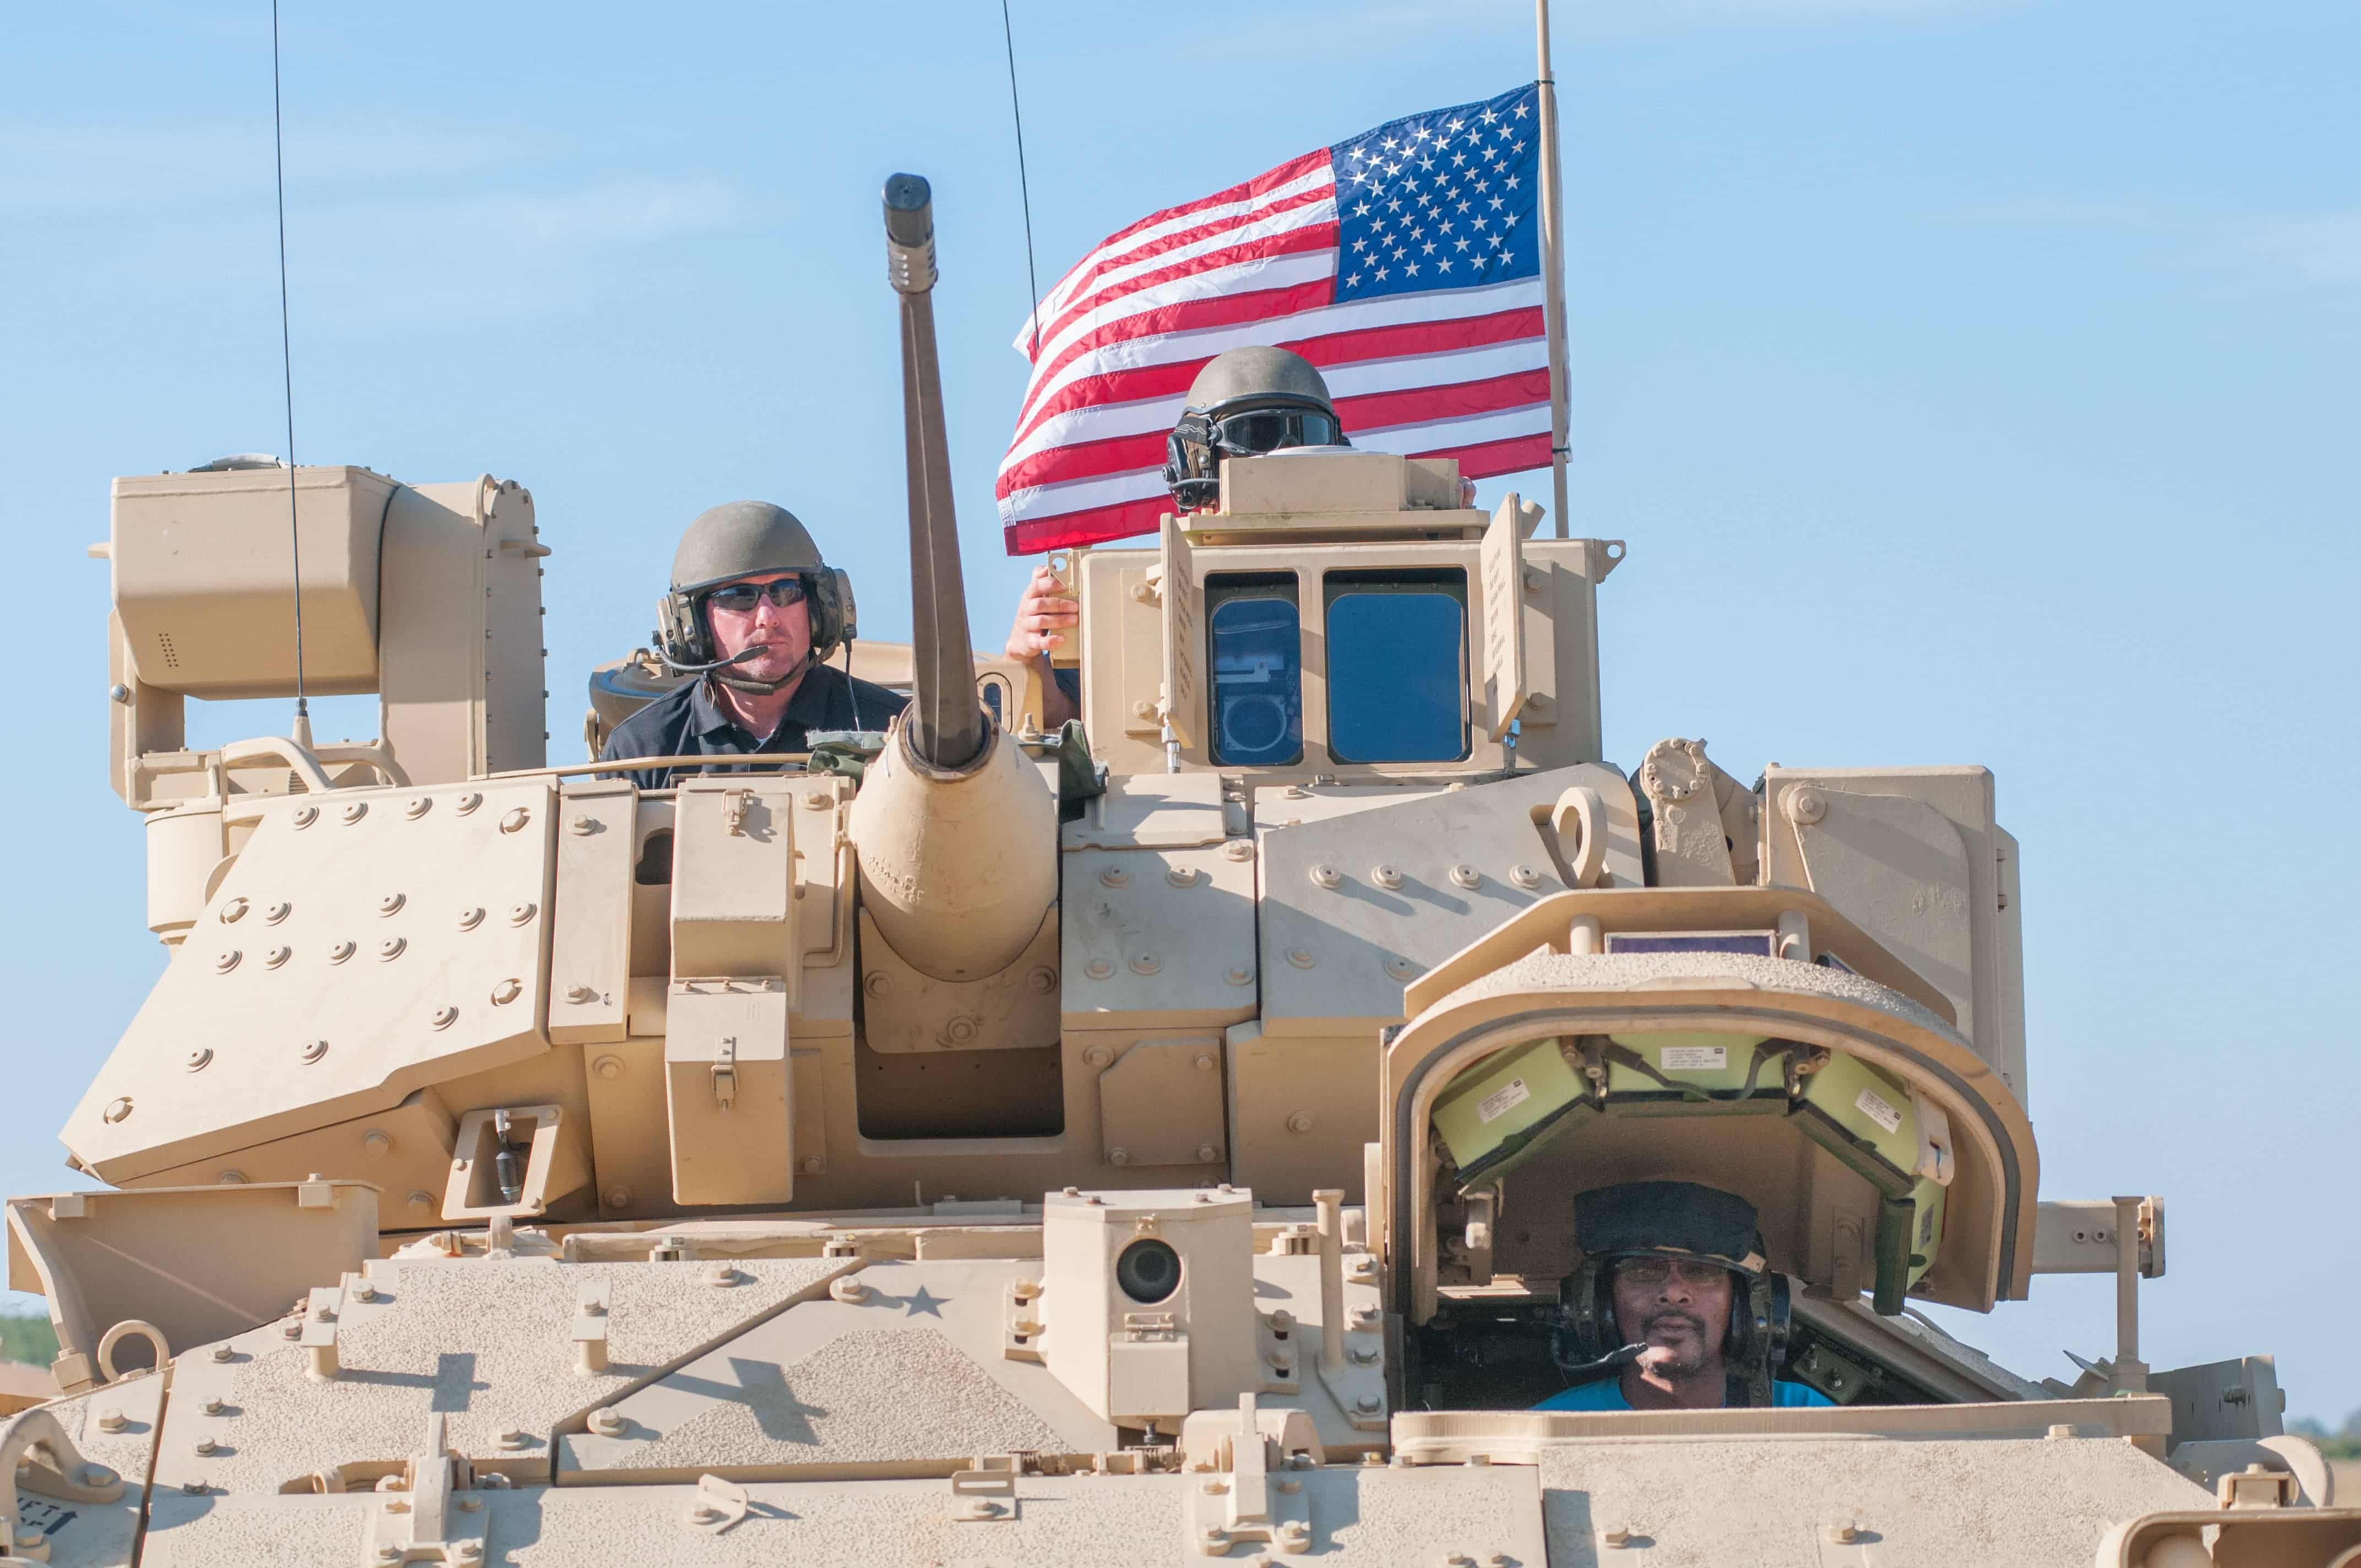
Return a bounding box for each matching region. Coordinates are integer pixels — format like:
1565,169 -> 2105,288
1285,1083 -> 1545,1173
997,86 -> 1553,554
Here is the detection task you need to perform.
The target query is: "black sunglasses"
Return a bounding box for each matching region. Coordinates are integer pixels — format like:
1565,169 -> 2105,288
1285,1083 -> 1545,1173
705,578 -> 809,613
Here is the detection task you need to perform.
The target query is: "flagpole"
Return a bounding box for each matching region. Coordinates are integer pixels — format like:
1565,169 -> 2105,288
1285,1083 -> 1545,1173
1535,0 -> 1572,539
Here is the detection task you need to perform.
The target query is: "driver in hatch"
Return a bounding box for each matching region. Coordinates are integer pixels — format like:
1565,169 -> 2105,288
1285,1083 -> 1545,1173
1536,1181 -> 1834,1411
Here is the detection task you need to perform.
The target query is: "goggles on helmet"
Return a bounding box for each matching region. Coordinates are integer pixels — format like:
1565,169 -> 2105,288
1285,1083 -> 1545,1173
703,576 -> 810,614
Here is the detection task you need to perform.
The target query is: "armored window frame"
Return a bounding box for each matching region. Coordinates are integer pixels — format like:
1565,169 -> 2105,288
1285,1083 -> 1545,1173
1320,567 -> 1471,764
1204,571 -> 1304,768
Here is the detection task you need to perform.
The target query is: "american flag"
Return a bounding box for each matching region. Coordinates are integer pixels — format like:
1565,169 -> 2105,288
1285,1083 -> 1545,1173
997,84 -> 1552,555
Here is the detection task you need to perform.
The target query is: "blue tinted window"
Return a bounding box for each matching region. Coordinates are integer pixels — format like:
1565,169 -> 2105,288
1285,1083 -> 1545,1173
1209,586 -> 1302,766
1325,576 -> 1466,763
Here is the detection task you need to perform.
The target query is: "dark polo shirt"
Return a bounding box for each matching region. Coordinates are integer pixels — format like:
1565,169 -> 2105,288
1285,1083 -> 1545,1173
600,663 -> 906,790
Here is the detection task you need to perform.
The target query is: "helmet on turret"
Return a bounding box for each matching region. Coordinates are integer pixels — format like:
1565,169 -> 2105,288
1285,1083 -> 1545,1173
653,500 -> 856,692
1161,346 -> 1349,510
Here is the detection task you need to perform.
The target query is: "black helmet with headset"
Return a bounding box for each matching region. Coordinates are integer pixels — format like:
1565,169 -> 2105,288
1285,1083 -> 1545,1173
652,500 -> 858,694
1551,1180 -> 1794,1407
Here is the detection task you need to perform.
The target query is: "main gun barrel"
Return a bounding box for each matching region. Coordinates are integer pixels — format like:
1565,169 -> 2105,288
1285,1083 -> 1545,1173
849,175 -> 1058,984
882,173 -> 985,774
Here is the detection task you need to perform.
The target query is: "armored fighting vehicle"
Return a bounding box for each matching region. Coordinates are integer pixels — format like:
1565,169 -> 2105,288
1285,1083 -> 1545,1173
8,176 -> 2352,1567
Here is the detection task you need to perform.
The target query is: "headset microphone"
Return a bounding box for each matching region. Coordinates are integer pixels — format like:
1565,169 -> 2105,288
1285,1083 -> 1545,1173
654,641 -> 775,676
1550,1339 -> 1647,1385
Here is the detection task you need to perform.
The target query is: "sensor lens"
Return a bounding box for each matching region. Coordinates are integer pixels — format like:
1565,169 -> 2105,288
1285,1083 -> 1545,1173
1114,1238 -> 1183,1304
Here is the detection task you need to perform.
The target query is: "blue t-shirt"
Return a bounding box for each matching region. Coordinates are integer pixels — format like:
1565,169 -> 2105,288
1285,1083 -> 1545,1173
1534,1377 -> 1834,1412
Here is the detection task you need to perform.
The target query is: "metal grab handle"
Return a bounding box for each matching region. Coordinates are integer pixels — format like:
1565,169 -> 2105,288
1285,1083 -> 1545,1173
215,736 -> 335,795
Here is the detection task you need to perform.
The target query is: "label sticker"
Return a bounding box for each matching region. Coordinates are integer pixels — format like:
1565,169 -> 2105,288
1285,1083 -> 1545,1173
1854,1086 -> 1902,1134
1476,1077 -> 1532,1124
1660,1044 -> 1727,1071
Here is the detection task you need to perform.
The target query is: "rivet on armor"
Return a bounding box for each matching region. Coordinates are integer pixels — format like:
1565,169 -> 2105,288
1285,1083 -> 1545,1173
1085,959 -> 1114,980
1081,1044 -> 1113,1069
1027,965 -> 1058,993
219,1170 -> 247,1184
491,978 -> 523,1005
1308,862 -> 1342,890
1108,1147 -> 1130,1167
213,949 -> 240,973
592,1055 -> 624,1080
220,897 -> 249,923
377,937 -> 406,961
108,682 -> 131,704
1287,947 -> 1315,970
1225,966 -> 1254,986
1786,785 -> 1827,826
184,1048 -> 212,1072
455,792 -> 483,814
1449,863 -> 1481,890
406,1190 -> 434,1211
509,902 -> 537,925
942,1014 -> 981,1045
265,944 -> 291,968
1223,840 -> 1254,861
341,802 -> 367,824
429,1005 -> 458,1030
1385,956 -> 1418,980
351,1280 -> 377,1302
863,972 -> 889,997
363,1130 -> 393,1156
802,790 -> 831,809
704,1264 -> 738,1287
328,940 -> 356,963
1098,864 -> 1129,887
830,1277 -> 869,1305
1370,863 -> 1404,890
458,907 -> 485,930
567,984 -> 597,1004
403,797 -> 432,819
799,1157 -> 824,1174
497,1428 -> 530,1451
1196,1142 -> 1220,1163
103,1097 -> 134,1124
96,1411 -> 127,1434
1286,1110 -> 1315,1134
1509,863 -> 1544,890
1193,1053 -> 1215,1071
499,807 -> 531,834
378,892 -> 405,916
292,804 -> 318,828
1129,953 -> 1162,976
300,1039 -> 329,1064
568,816 -> 596,836
1165,864 -> 1198,887
209,1345 -> 234,1363
602,1186 -> 632,1209
265,900 -> 291,924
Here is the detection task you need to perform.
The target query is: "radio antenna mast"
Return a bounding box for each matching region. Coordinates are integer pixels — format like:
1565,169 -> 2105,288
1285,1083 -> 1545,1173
270,0 -> 311,745
999,0 -> 1046,362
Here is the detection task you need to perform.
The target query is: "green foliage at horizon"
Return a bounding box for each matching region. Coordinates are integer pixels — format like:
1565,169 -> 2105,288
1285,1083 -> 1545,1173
0,1310 -> 58,1369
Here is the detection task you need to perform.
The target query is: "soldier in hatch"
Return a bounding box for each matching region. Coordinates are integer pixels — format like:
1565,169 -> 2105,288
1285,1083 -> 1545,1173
1537,1181 -> 1835,1412
1004,345 -> 1348,729
603,500 -> 906,788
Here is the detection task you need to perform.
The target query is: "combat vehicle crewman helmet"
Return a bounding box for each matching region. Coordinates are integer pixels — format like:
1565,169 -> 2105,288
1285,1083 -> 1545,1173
654,499 -> 856,691
1162,345 -> 1348,510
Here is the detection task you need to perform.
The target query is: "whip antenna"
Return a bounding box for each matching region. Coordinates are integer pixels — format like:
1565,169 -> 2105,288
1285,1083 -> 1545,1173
999,0 -> 1045,361
270,0 -> 309,743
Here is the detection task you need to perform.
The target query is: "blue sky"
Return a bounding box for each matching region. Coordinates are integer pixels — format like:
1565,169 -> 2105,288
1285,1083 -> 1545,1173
3,2 -> 2355,1418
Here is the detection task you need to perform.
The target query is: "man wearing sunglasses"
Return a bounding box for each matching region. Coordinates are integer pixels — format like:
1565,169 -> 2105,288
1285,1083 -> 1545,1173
1004,346 -> 1352,728
1535,1180 -> 1833,1412
602,500 -> 905,788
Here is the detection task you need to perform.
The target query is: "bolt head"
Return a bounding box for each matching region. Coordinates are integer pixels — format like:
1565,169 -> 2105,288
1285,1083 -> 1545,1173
499,807 -> 531,834
592,1054 -> 623,1080
1309,862 -> 1342,889
96,1411 -> 127,1433
328,940 -> 356,963
193,1436 -> 217,1455
213,949 -> 241,973
182,1479 -> 208,1496
602,1186 -> 632,1209
200,1395 -> 225,1414
799,1156 -> 824,1174
292,803 -> 319,827
377,892 -> 406,916
490,978 -> 523,1005
1449,863 -> 1481,890
1196,1143 -> 1220,1163
1786,785 -> 1827,826
1287,947 -> 1315,969
458,906 -> 485,929
377,937 -> 406,961
1098,865 -> 1129,887
1354,1395 -> 1382,1413
1286,1111 -> 1315,1134
404,796 -> 432,818
210,1345 -> 234,1363
352,1281 -> 378,1301
341,802 -> 368,824
430,1005 -> 459,1030
1223,840 -> 1254,861
1108,1147 -> 1130,1167
300,1039 -> 329,1064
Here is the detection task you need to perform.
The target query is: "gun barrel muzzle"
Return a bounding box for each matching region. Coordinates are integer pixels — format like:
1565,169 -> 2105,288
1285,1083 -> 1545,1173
884,172 -> 937,295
